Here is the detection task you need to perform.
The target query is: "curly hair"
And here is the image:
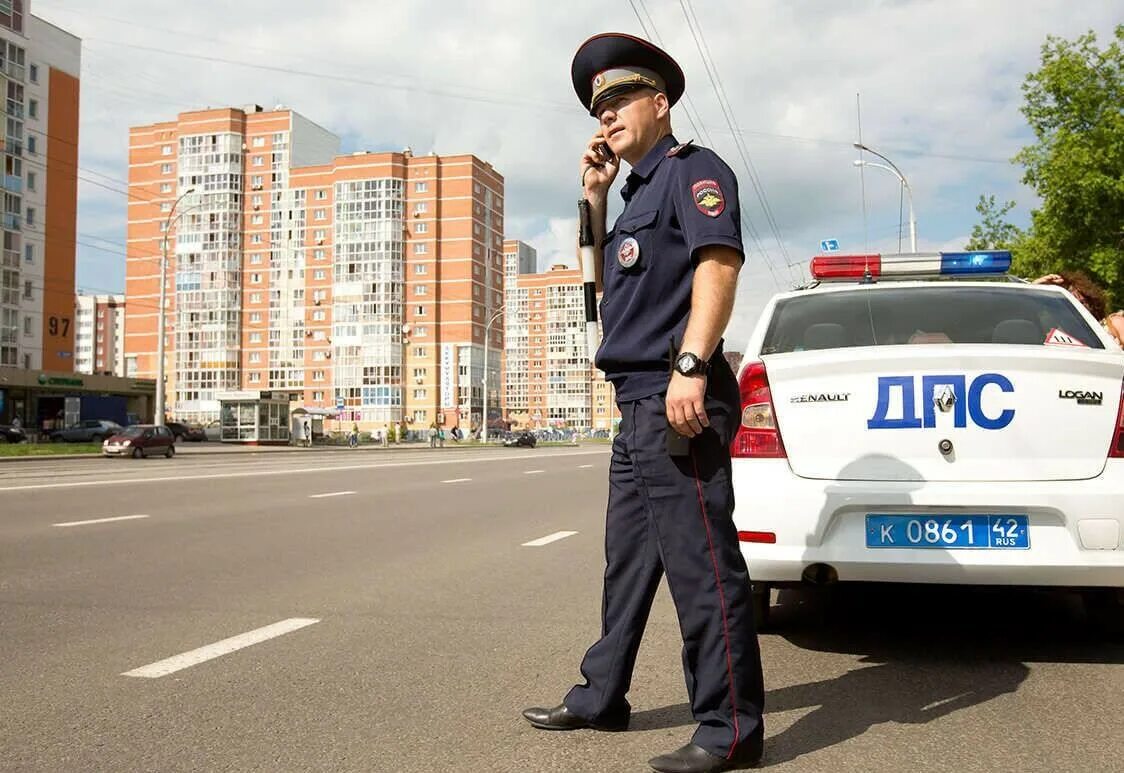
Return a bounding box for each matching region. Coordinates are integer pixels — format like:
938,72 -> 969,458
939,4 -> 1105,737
1059,270 -> 1107,320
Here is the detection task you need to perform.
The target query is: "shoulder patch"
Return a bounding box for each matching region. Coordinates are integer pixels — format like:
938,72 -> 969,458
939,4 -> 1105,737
666,139 -> 695,158
691,178 -> 725,217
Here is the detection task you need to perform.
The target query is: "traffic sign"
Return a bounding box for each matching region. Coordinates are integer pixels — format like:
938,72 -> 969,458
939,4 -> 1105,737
336,397 -> 345,411
820,239 -> 840,253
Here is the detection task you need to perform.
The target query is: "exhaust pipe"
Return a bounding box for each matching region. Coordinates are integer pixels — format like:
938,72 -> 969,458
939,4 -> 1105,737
802,563 -> 838,586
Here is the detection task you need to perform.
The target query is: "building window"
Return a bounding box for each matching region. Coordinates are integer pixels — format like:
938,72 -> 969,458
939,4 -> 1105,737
415,326 -> 427,337
252,136 -> 266,148
414,347 -> 427,357
23,280 -> 32,299
250,332 -> 262,343
314,209 -> 326,221
414,263 -> 427,275
251,234 -> 262,244
23,244 -> 32,263
161,144 -> 172,156
313,390 -> 325,401
416,222 -> 428,234
23,316 -> 31,335
312,309 -> 326,321
250,292 -> 262,303
249,352 -> 262,363
314,249 -> 325,260
26,171 -> 35,191
249,373 -> 261,384
415,305 -> 426,316
313,269 -> 326,280
313,351 -> 327,362
250,312 -> 262,323
414,243 -> 427,255
415,181 -> 428,193
313,370 -> 325,381
23,207 -> 33,226
251,175 -> 263,188
26,136 -> 36,155
250,253 -> 263,265
253,155 -> 264,167
29,63 -> 37,83
315,189 -> 327,200
160,202 -> 172,212
413,389 -> 427,399
27,99 -> 37,119
314,230 -> 326,242
414,202 -> 427,214
413,368 -> 426,378
161,163 -> 173,174
252,195 -> 263,207
251,213 -> 263,225
250,273 -> 262,284
415,285 -> 428,296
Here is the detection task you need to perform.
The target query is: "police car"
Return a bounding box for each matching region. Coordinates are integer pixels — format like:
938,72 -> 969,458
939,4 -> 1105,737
731,251 -> 1124,628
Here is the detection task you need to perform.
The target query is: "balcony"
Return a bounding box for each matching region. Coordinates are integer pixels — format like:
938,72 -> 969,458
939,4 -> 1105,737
1,174 -> 20,193
2,213 -> 19,231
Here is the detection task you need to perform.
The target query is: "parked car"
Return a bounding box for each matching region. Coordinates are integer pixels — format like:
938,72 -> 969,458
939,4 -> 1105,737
503,431 -> 537,448
181,424 -> 207,442
164,421 -> 192,442
48,419 -> 123,443
731,250 -> 1124,629
102,424 -> 176,458
203,420 -> 222,442
0,424 -> 26,443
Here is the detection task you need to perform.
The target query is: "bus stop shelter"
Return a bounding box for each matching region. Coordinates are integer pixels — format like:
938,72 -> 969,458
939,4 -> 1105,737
216,390 -> 297,444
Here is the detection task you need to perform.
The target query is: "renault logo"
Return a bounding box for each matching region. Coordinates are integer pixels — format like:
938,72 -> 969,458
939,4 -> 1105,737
934,384 -> 957,413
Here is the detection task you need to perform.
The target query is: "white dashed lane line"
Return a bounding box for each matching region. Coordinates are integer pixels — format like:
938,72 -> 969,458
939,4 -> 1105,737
121,618 -> 321,678
522,531 -> 578,547
442,478 -> 473,484
307,491 -> 356,499
523,470 -> 545,475
53,514 -> 150,528
578,464 -> 594,469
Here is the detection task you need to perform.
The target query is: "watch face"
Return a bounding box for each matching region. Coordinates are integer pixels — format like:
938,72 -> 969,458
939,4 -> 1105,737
677,354 -> 696,373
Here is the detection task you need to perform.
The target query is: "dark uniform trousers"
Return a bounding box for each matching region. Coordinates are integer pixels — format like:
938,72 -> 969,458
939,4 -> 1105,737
564,359 -> 765,758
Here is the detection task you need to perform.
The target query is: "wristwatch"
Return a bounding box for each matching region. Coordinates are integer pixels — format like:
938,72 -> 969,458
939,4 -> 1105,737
673,352 -> 709,377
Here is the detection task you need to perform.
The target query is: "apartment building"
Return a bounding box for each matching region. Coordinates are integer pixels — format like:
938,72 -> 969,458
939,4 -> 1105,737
126,105 -> 503,429
0,2 -> 80,371
74,292 -> 124,376
502,259 -> 617,430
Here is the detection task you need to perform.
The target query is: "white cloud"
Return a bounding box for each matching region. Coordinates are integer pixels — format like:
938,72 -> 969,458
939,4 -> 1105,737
32,0 -> 1119,327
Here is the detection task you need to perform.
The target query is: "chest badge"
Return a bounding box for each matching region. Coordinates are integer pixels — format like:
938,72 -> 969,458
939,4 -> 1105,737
617,236 -> 640,269
692,179 -> 726,218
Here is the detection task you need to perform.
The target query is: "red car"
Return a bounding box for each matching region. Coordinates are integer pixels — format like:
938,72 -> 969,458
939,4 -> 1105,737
102,424 -> 176,458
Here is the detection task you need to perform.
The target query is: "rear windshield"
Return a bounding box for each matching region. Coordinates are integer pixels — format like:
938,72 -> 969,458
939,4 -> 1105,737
762,286 -> 1105,354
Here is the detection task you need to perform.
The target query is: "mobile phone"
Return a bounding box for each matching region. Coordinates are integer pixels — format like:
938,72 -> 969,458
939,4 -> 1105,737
598,140 -> 616,164
666,427 -> 691,457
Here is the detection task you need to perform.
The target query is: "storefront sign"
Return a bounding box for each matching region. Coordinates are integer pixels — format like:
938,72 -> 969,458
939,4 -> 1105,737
37,374 -> 83,387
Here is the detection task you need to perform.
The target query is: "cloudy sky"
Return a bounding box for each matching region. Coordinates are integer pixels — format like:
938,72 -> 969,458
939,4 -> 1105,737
34,0 -> 1121,341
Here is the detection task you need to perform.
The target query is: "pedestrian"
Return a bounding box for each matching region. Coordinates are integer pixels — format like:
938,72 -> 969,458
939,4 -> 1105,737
350,421 -> 359,449
436,426 -> 445,448
522,34 -> 765,773
11,415 -> 20,430
1033,271 -> 1124,345
382,423 -> 390,447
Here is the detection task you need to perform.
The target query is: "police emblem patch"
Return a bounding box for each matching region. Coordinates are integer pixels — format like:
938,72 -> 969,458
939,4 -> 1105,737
617,236 -> 640,269
691,179 -> 725,217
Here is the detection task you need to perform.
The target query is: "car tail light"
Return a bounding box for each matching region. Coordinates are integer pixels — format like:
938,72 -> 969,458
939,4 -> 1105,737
731,361 -> 786,458
1109,380 -> 1124,457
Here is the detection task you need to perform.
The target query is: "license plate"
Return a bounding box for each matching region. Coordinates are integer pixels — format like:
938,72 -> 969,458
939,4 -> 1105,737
866,514 -> 1029,550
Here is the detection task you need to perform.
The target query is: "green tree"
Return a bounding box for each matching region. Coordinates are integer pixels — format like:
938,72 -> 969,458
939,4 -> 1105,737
965,194 -> 1024,250
970,26 -> 1124,303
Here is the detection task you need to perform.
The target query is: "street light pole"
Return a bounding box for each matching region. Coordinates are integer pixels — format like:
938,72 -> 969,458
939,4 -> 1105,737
480,306 -> 504,445
853,143 -> 917,253
155,187 -> 196,427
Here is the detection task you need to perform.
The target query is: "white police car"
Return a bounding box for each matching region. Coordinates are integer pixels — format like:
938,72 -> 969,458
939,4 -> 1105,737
731,251 -> 1124,627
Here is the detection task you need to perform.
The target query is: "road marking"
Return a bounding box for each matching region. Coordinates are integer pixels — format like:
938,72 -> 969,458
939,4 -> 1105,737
53,514 -> 150,528
121,618 -> 320,679
442,478 -> 472,484
0,449 -> 608,492
524,470 -> 544,475
578,464 -> 594,468
522,530 -> 578,547
308,491 -> 356,499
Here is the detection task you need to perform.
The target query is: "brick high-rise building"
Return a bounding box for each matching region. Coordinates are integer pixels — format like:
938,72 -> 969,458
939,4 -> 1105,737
126,106 -> 503,429
74,292 -> 124,376
0,3 -> 80,371
502,258 -> 617,430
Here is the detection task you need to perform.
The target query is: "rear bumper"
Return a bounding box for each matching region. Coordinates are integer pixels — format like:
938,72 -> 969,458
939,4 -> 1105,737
733,459 -> 1124,589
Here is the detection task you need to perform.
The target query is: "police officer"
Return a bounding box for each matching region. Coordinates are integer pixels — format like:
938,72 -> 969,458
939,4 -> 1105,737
522,33 -> 765,773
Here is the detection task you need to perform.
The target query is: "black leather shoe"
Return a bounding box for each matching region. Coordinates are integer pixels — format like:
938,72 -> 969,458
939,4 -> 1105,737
521,703 -> 629,732
648,742 -> 762,773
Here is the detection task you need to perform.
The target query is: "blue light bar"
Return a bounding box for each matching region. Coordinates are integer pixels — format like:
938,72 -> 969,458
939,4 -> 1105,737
939,251 -> 1012,275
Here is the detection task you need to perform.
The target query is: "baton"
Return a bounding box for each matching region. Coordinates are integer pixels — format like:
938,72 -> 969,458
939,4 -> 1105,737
578,198 -> 600,364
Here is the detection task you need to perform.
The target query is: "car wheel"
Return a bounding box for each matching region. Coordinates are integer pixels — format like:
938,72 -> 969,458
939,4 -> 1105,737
165,444 -> 175,458
91,434 -> 104,444
751,582 -> 771,632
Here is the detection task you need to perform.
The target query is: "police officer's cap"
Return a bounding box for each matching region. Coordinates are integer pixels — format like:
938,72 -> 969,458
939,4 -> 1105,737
571,33 -> 685,117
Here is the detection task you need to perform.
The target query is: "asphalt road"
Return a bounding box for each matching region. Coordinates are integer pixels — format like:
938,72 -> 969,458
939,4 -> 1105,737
1,446 -> 1121,772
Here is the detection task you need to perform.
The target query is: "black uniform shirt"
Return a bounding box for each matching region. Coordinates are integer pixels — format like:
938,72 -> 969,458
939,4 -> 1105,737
595,134 -> 744,401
